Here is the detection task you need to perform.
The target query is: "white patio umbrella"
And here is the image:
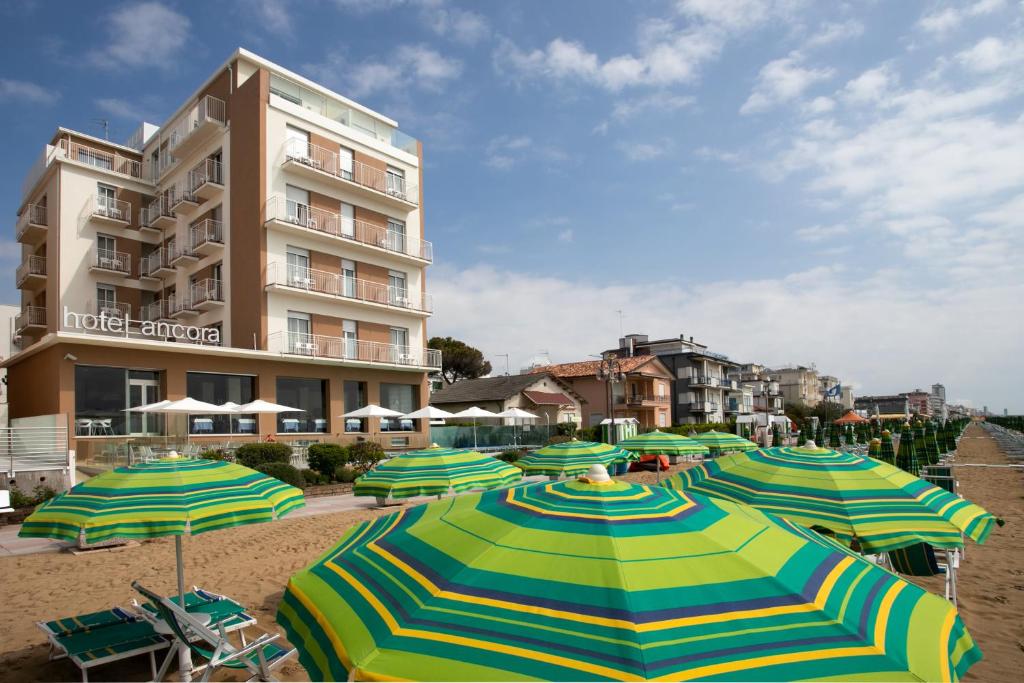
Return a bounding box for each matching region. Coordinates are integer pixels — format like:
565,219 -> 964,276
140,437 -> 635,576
401,406 -> 456,420
496,407 -> 540,448
452,407 -> 500,449
156,398 -> 237,443
125,399 -> 172,413
237,399 -> 305,438
342,404 -> 404,440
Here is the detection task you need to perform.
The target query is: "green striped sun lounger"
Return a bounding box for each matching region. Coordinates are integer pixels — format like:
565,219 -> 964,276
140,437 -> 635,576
134,587 -> 256,634
887,542 -> 960,607
38,608 -> 169,682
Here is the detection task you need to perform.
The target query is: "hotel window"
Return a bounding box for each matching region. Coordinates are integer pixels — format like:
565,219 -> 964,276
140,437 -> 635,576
340,202 -> 355,238
285,125 -> 309,159
338,146 -> 354,180
344,380 -> 367,432
79,147 -> 113,171
390,326 -> 409,357
286,246 -> 310,286
386,166 -> 405,197
388,270 -> 407,306
343,319 -> 357,358
75,367 -> 163,437
96,284 -> 116,317
97,183 -> 117,215
386,218 -> 406,254
186,372 -> 255,434
341,259 -> 356,298
380,383 -> 418,432
287,311 -> 312,353
658,412 -> 667,427
285,184 -> 310,225
276,377 -> 328,433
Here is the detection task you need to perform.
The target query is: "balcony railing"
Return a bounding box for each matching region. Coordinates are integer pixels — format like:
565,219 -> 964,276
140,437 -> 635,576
140,247 -> 173,277
621,394 -> 670,406
190,219 -> 223,250
16,203 -> 48,241
88,300 -> 131,319
15,306 -> 46,331
140,300 -> 167,322
191,279 -> 223,306
167,238 -> 197,263
58,138 -> 144,180
167,95 -> 227,152
91,247 -> 131,274
264,196 -> 433,262
690,375 -> 722,387
281,139 -> 418,204
94,195 -> 130,223
167,292 -> 194,315
267,331 -> 441,369
688,401 -> 720,413
16,255 -> 47,287
266,262 -> 432,313
140,194 -> 175,228
188,158 -> 223,193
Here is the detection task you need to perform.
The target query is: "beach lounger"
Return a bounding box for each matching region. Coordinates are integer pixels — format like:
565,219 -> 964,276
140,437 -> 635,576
133,586 -> 256,637
887,542 -> 959,607
37,607 -> 169,682
133,581 -> 295,682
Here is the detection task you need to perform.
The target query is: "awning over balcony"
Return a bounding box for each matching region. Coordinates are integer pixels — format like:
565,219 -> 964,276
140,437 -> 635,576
523,390 -> 573,406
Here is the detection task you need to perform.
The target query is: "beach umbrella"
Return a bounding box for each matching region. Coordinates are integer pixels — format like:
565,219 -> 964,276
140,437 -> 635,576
150,397 -> 238,442
878,429 -> 896,465
354,445 -> 522,501
827,426 -> 841,449
517,439 -> 634,477
868,437 -> 881,460
451,406 -> 500,449
662,444 -> 996,554
616,430 -> 709,459
342,404 -> 405,441
401,406 -> 456,420
896,424 -> 921,476
771,422 -> 781,447
495,407 -> 539,448
924,422 -> 942,465
277,465 -> 981,682
690,429 -> 758,456
20,457 -> 304,678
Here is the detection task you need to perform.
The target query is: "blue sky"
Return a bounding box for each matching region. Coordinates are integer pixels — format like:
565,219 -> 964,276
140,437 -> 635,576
1,0 -> 1022,411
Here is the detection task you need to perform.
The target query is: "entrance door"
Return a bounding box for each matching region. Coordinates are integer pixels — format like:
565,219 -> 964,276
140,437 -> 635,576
128,378 -> 161,435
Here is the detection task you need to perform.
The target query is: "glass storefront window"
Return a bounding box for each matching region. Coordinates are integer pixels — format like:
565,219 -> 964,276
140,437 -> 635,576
276,377 -> 328,433
75,366 -> 129,435
344,380 -> 366,433
380,383 -> 418,432
186,372 -> 256,434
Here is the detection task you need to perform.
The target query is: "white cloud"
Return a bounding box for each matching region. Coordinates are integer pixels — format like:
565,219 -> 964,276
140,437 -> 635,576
557,229 -> 574,243
840,63 -> 898,105
804,96 -> 835,114
0,78 -> 58,105
307,44 -> 461,97
619,141 -> 668,162
484,135 -> 562,170
794,224 -> 848,242
741,52 -> 835,114
917,0 -> 1007,34
95,97 -> 152,121
805,20 -> 864,48
424,4 -> 489,44
956,36 -> 1024,72
676,0 -> 803,31
694,146 -> 741,163
611,92 -> 695,121
252,0 -> 293,36
87,2 -> 189,69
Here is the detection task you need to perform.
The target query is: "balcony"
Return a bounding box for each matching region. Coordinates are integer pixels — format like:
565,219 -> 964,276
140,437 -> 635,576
167,240 -> 198,266
140,300 -> 169,322
167,95 -> 227,158
688,401 -> 720,413
690,375 -> 722,388
280,140 -> 418,208
57,138 -> 144,181
264,196 -> 433,263
191,279 -> 224,310
190,219 -> 224,256
167,293 -> 197,318
265,262 -> 432,315
16,204 -> 48,244
169,183 -> 199,214
88,300 -> 132,320
16,255 -> 47,289
267,331 -> 441,370
15,306 -> 46,334
188,158 -> 223,201
89,247 -> 131,277
93,196 -> 130,225
140,196 -> 175,231
140,247 -> 175,279
619,394 -> 670,407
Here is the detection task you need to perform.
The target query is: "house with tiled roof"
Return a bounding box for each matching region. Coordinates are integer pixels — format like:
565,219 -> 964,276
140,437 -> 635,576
531,355 -> 673,429
429,373 -> 583,427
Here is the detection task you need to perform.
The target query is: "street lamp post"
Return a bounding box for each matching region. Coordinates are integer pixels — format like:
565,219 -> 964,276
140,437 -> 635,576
596,353 -> 625,444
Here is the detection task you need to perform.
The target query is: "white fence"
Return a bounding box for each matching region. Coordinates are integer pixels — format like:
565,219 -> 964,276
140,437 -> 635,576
0,425 -> 70,474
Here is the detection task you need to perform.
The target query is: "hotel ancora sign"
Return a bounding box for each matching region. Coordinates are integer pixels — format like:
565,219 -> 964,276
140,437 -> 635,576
63,307 -> 221,344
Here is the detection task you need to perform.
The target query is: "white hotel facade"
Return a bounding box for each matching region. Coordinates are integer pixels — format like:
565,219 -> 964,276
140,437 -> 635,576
6,48 -> 439,457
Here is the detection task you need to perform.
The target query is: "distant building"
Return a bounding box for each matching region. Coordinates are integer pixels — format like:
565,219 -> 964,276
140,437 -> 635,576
429,373 -> 583,427
727,364 -> 782,415
0,303 -> 18,425
772,366 -> 820,408
854,394 -> 909,419
840,386 -> 854,410
610,334 -> 739,424
530,355 -> 673,429
929,383 -> 947,421
901,389 -> 931,416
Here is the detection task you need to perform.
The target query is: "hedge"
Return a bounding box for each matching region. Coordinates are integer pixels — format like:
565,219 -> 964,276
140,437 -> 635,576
254,462 -> 305,489
235,442 -> 293,469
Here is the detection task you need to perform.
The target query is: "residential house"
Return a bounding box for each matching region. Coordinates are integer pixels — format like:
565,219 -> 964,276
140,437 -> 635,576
429,373 -> 583,428
530,355 -> 673,429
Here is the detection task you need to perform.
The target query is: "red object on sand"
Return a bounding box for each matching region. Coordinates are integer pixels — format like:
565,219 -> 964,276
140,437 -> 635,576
629,454 -> 670,472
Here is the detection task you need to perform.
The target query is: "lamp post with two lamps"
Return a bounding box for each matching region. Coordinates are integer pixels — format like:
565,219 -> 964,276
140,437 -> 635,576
595,353 -> 626,445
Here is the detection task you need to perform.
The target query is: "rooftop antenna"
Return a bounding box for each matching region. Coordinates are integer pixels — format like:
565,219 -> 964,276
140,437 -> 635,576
93,119 -> 110,140
496,353 -> 509,376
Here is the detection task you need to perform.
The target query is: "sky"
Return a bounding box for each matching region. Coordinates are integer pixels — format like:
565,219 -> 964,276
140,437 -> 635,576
0,0 -> 1022,411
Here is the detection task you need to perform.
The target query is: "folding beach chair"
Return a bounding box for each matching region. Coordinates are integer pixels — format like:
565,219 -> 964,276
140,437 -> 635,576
886,543 -> 959,607
37,606 -> 169,682
132,586 -> 256,637
133,582 -> 294,682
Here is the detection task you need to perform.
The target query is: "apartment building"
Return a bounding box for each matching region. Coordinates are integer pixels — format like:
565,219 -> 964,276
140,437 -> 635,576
900,389 -> 932,417
5,49 -> 438,454
854,394 -> 909,419
611,334 -> 738,425
727,363 -> 782,416
929,383 -> 948,421
772,366 -> 820,408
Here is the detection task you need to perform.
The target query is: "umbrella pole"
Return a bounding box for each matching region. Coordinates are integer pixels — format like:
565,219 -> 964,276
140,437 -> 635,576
175,535 -> 192,681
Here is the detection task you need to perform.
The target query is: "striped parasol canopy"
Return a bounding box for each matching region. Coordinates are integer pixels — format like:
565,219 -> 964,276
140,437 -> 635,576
353,445 -> 522,500
616,430 -> 709,456
662,445 -> 995,553
878,430 -> 896,465
517,439 -> 635,477
896,424 -> 921,476
277,466 -> 981,682
689,430 -> 759,454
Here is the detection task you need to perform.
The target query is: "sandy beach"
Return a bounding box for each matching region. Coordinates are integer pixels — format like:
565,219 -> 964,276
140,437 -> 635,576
1,426 -> 1020,682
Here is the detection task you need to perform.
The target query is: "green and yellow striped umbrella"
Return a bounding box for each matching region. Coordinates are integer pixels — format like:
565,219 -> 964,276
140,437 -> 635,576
616,430 -> 709,457
353,446 -> 522,500
689,429 -> 759,455
663,445 -> 996,553
517,440 -> 635,477
278,469 -> 980,681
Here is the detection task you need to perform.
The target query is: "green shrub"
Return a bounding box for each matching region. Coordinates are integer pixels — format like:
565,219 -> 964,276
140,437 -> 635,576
299,468 -> 323,486
254,462 -> 305,488
498,449 -> 523,462
555,421 -> 577,438
335,465 -> 358,483
9,484 -> 58,508
348,441 -> 386,472
578,426 -> 600,442
545,434 -> 571,446
199,449 -> 228,461
235,442 -> 292,469
307,443 -> 349,479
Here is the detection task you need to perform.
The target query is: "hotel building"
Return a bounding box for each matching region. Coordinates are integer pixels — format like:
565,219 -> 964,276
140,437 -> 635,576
5,48 -> 439,457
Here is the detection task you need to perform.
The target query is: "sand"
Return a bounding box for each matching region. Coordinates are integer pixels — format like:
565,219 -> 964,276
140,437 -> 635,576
0,426 -> 1020,682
